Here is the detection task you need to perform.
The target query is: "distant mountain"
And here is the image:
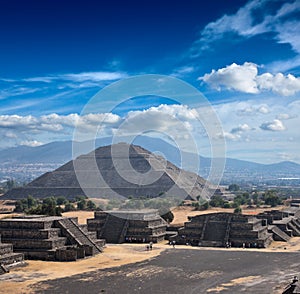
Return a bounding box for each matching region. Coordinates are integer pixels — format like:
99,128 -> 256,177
1,136 -> 300,184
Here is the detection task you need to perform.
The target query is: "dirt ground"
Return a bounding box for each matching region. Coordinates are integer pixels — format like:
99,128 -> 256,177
22,248 -> 300,294
170,205 -> 285,226
62,210 -> 94,224
0,237 -> 300,294
0,244 -> 165,294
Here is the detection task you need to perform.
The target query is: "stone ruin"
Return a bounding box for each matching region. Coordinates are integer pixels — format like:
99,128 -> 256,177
257,206 -> 300,242
0,215 -> 105,261
0,234 -> 24,275
87,210 -> 167,243
174,212 -> 273,248
173,202 -> 300,248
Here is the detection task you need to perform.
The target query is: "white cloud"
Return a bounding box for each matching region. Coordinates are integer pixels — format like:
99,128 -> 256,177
117,104 -> 199,137
199,62 -> 259,94
59,71 -> 127,82
0,112 -> 121,134
199,62 -> 300,96
276,113 -> 297,120
23,71 -> 127,84
260,119 -> 286,132
192,0 -> 300,73
196,0 -> 300,53
217,131 -> 240,141
231,123 -> 252,134
172,66 -> 195,77
257,72 -> 300,96
237,104 -> 269,116
198,0 -> 268,45
20,140 -> 43,147
0,105 -> 201,148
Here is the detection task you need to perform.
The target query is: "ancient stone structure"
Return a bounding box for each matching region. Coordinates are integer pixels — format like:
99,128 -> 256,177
0,216 -> 105,261
174,213 -> 272,248
87,210 -> 167,243
0,234 -> 24,274
257,205 -> 300,242
3,143 -> 209,201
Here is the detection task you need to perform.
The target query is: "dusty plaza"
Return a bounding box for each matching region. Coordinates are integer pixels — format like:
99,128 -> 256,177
1,243 -> 300,294
1,206 -> 300,293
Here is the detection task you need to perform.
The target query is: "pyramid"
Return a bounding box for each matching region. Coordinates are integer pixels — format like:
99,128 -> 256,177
4,143 -> 209,201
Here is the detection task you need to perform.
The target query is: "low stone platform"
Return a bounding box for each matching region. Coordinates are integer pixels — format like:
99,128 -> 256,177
174,212 -> 272,248
0,216 -> 105,261
87,210 -> 167,243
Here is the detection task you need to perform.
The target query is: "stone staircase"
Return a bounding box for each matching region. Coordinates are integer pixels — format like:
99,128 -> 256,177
224,215 -> 232,245
288,221 -> 300,236
0,263 -> 9,275
270,226 -> 291,242
0,234 -> 24,274
56,218 -> 102,255
101,214 -> 129,243
200,215 -> 209,241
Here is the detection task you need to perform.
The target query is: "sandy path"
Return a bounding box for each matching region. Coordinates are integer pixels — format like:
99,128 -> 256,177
0,244 -> 165,294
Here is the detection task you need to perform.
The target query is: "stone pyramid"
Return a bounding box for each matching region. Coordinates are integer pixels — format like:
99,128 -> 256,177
4,143 -> 209,201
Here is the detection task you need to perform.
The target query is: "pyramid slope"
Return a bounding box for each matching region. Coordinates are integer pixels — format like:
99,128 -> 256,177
3,143 -> 208,200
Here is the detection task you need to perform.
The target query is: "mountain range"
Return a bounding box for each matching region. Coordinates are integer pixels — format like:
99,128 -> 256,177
1,136 -> 300,185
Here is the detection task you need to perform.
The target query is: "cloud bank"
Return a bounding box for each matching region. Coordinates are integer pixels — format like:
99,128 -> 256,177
199,62 -> 300,96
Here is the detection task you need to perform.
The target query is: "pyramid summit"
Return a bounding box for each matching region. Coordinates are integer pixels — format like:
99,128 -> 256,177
4,143 -> 210,201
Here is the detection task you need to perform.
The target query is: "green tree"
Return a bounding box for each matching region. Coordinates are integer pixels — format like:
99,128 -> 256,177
14,200 -> 25,212
56,196 -> 67,206
64,202 -> 76,212
27,195 -> 37,208
86,200 -> 96,210
77,199 -> 87,210
209,195 -> 225,207
41,197 -> 57,216
264,190 -> 281,207
161,211 -> 174,223
234,206 -> 242,214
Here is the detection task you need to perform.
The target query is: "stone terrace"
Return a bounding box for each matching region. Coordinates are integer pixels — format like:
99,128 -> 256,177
87,210 -> 167,243
0,215 -> 105,261
175,212 -> 272,248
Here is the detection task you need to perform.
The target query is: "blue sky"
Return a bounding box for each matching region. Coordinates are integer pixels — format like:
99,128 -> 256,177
1,0 -> 300,164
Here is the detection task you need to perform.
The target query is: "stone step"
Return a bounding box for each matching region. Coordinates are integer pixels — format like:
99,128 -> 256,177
0,243 -> 13,255
270,226 -> 291,242
0,263 -> 9,275
56,218 -> 102,254
0,252 -> 24,265
2,237 -> 67,250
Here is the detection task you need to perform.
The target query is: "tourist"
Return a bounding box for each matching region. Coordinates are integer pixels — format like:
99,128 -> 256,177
172,240 -> 176,248
149,241 -> 153,250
